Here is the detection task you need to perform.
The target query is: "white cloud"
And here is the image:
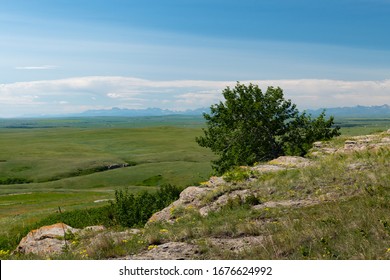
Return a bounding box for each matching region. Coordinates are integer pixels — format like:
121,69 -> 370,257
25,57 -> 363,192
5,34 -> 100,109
14,65 -> 58,70
1,76 -> 390,117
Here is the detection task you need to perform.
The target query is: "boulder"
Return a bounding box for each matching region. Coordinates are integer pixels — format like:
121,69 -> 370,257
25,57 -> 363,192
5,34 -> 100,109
15,223 -> 107,256
15,223 -> 79,256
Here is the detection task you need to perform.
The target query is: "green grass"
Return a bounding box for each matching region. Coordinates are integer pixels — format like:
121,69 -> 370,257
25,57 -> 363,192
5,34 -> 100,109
336,118 -> 390,136
0,115 -> 205,129
0,120 -> 214,238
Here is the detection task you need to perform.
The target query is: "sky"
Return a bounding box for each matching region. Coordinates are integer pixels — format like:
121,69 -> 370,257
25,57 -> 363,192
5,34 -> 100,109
1,0 -> 390,117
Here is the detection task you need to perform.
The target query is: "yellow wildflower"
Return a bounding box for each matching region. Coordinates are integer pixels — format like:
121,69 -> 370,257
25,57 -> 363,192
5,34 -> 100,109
0,249 -> 10,257
148,245 -> 158,250
169,206 -> 176,215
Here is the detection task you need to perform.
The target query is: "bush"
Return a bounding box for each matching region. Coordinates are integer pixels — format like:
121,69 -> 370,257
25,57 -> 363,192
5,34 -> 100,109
37,206 -> 115,228
0,177 -> 33,184
111,184 -> 181,227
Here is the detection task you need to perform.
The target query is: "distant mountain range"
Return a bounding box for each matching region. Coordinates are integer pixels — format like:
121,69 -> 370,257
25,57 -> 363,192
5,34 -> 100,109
21,104 -> 390,119
70,107 -> 209,117
74,105 -> 390,118
305,104 -> 390,118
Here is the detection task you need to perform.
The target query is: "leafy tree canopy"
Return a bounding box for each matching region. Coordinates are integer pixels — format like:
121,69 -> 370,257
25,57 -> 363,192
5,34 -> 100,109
196,82 -> 340,174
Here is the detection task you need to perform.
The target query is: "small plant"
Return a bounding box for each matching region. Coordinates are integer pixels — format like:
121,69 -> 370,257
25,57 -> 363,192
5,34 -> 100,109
223,167 -> 253,182
0,249 -> 10,259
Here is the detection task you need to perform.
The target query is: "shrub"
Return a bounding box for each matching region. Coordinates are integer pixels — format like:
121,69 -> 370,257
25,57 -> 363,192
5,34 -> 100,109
111,184 -> 181,227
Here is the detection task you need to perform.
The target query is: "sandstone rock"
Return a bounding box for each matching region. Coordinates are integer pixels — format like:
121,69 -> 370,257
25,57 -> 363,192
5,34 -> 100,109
201,176 -> 226,187
313,141 -> 323,148
381,137 -> 390,143
250,164 -> 285,173
253,199 -> 317,209
87,229 -> 141,250
268,156 -> 312,167
207,236 -> 264,253
147,186 -> 212,224
149,156 -> 315,224
15,223 -> 110,256
82,225 -> 106,232
15,223 -> 79,256
121,242 -> 200,260
344,140 -> 358,150
199,189 -> 252,216
321,148 -> 338,154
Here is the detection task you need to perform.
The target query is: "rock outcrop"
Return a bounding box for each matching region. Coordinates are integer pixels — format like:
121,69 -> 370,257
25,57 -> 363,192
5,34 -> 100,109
147,155 -> 313,224
119,242 -> 200,260
15,223 -> 105,256
312,130 -> 390,156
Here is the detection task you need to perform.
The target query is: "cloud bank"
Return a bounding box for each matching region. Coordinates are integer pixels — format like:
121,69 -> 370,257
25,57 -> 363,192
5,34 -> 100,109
1,76 -> 390,117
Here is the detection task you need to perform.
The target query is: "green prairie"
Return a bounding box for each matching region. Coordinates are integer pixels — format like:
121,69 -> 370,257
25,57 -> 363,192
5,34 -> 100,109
0,116 -> 214,234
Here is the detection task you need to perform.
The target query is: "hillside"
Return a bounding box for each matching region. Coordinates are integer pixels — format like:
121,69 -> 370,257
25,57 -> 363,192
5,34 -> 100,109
7,130 -> 390,260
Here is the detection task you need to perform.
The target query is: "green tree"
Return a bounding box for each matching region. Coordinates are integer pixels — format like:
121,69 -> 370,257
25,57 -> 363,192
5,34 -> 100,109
282,110 -> 340,156
196,82 -> 340,174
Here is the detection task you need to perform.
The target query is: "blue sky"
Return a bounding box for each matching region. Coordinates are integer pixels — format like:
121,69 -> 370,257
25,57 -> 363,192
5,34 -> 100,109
1,0 -> 390,117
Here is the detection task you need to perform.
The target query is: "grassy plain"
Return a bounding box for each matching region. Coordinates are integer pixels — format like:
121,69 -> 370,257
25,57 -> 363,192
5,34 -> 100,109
336,118 -> 390,135
0,116 -> 213,236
